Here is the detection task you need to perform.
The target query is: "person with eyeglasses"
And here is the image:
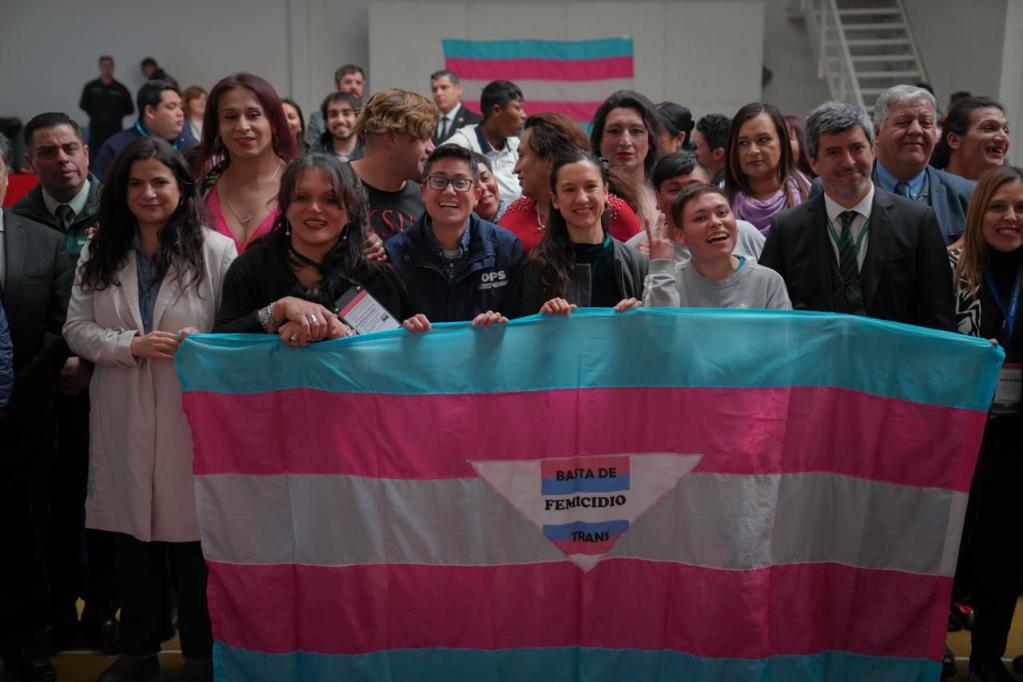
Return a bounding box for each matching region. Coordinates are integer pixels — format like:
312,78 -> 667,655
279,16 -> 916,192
386,145 -> 525,327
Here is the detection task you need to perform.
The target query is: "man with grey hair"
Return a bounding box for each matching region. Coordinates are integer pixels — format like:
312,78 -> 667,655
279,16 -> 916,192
0,129 -> 72,682
871,83 -> 974,243
760,100 -> 954,330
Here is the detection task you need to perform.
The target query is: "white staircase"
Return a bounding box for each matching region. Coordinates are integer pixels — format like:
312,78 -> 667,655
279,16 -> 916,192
801,0 -> 928,112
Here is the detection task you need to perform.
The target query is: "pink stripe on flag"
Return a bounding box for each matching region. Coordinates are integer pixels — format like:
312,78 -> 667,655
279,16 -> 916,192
206,560 -> 949,660
523,100 -> 605,122
445,56 -> 634,82
553,538 -> 618,555
185,387 -> 985,491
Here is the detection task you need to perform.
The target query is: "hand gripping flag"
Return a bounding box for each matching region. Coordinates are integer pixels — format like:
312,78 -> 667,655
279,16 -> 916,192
177,308 -> 1002,682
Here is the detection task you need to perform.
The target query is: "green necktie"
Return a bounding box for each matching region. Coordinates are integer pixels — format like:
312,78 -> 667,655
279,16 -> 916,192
837,211 -> 859,281
837,210 -> 865,313
55,204 -> 74,232
894,181 -> 912,198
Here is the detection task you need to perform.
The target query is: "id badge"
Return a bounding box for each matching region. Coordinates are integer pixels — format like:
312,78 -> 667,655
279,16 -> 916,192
992,362 -> 1022,416
334,287 -> 399,335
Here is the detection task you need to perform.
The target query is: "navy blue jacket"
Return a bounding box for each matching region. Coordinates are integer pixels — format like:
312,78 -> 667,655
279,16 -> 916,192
91,120 -> 198,180
385,213 -> 526,322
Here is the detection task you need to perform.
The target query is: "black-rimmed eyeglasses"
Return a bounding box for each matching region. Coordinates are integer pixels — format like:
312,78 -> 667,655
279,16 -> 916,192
425,175 -> 475,192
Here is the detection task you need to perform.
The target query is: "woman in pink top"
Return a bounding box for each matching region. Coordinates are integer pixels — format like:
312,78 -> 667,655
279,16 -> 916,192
193,73 -> 299,254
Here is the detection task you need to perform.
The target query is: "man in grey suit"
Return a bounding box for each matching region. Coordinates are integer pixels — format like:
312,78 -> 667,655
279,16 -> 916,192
759,101 -> 954,331
872,84 -> 975,244
0,131 -> 72,680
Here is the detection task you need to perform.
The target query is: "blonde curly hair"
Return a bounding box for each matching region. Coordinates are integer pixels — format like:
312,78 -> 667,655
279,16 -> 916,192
354,88 -> 438,141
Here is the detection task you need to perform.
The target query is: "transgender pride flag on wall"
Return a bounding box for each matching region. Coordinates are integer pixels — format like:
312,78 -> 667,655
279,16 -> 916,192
442,37 -> 634,126
177,309 -> 1002,682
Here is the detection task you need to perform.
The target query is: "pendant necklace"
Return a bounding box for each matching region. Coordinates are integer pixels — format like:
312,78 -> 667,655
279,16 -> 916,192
223,161 -> 283,226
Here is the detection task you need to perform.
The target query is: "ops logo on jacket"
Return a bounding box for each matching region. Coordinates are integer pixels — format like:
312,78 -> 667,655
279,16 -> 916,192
478,270 -> 507,291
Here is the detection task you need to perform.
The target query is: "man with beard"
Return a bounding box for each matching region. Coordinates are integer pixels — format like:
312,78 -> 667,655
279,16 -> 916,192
350,88 -> 436,240
316,92 -> 362,161
869,84 -> 975,244
759,100 -> 954,330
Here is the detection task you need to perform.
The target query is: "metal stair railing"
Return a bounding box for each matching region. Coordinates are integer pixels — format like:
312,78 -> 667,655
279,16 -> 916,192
802,0 -> 865,108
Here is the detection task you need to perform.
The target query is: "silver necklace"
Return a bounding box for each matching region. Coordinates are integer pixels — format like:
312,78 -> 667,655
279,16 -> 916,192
223,161 -> 282,226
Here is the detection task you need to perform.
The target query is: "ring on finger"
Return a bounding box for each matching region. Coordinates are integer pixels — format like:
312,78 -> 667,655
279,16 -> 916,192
289,333 -> 299,342
307,314 -> 318,324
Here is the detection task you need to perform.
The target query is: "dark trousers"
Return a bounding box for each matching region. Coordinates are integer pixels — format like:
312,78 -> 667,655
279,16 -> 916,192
113,534 -> 212,659
0,417 -> 53,665
47,392 -> 117,631
958,416 -> 1023,663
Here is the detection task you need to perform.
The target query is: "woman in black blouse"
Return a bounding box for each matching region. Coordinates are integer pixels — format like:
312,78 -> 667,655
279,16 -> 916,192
215,154 -> 407,343
947,165 -> 1023,682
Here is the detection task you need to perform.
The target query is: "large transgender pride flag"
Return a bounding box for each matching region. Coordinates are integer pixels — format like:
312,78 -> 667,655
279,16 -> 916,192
177,309 -> 1002,682
442,37 -> 634,126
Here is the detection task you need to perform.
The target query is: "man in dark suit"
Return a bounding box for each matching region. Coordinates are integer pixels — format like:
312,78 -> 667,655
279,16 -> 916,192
0,131 -> 72,681
759,101 -> 954,331
430,70 -> 482,146
872,84 -> 975,244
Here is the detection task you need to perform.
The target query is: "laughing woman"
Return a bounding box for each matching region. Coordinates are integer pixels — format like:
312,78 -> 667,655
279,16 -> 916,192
63,137 -> 236,682
521,150 -> 647,315
947,166 -> 1023,682
643,183 -> 790,310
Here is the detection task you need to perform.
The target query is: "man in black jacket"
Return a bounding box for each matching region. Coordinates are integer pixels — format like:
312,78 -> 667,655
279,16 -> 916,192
759,101 -> 954,331
79,56 -> 134,150
11,112 -> 119,657
0,130 -> 72,682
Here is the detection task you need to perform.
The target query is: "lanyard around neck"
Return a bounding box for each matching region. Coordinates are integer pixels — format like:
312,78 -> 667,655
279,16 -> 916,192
983,267 -> 1023,347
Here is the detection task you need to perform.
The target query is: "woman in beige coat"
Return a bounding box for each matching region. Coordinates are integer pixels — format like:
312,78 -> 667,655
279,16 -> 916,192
63,137 -> 235,682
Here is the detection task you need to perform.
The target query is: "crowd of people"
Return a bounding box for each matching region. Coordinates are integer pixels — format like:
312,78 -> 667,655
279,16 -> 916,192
0,52 -> 1019,682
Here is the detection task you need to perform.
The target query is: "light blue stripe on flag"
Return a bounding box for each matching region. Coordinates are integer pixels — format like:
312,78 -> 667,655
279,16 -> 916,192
178,309 -> 1003,411
442,37 -> 633,61
213,642 -> 942,682
543,520 -> 630,541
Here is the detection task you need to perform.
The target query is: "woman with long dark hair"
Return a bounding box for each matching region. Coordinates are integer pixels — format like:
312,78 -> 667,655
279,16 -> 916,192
725,102 -> 809,234
63,137 -> 236,682
947,165 -> 1023,682
215,154 -> 407,342
193,73 -> 299,254
501,112 -> 641,252
590,90 -> 663,230
522,150 -> 647,314
282,97 -> 308,155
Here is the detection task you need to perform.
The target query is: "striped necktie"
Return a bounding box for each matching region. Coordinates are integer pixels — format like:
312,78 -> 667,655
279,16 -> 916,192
837,210 -> 860,282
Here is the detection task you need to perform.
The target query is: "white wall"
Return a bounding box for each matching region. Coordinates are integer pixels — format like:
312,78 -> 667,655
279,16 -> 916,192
903,0 -> 1007,110
0,0 -> 1017,158
998,0 -> 1023,166
761,0 -> 830,119
0,0 -> 294,127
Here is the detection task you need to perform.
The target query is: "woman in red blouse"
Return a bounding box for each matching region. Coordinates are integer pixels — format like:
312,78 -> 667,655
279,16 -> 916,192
500,112 -> 641,253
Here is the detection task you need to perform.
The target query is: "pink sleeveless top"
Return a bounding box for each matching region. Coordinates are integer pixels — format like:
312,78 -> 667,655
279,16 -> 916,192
206,186 -> 279,254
